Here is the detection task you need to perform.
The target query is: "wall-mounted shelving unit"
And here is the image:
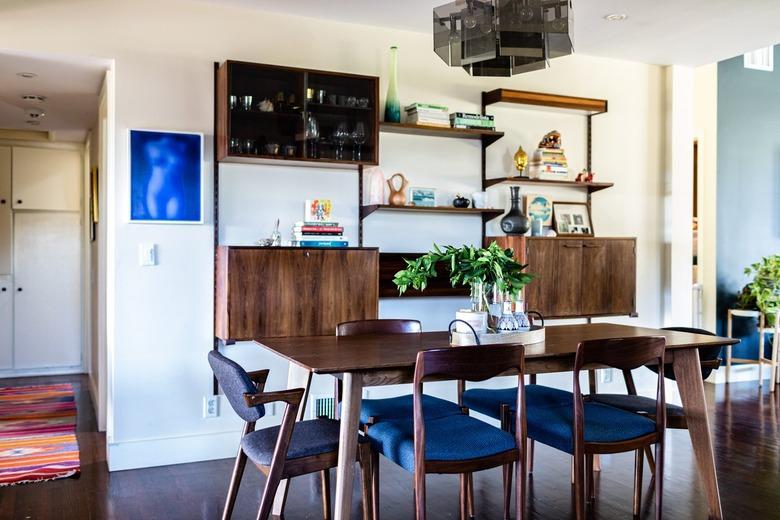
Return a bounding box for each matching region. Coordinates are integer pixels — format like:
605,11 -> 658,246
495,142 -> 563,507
360,204 -> 502,219
483,177 -> 614,193
380,122 -> 504,145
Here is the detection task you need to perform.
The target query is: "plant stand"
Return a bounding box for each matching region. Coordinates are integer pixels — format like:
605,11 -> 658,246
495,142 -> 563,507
726,309 -> 779,391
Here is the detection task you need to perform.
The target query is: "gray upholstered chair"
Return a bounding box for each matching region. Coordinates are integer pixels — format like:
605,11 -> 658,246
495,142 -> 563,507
208,350 -> 373,520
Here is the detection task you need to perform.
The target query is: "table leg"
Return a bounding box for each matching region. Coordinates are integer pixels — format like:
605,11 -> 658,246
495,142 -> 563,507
673,349 -> 722,519
334,372 -> 363,520
272,362 -> 313,516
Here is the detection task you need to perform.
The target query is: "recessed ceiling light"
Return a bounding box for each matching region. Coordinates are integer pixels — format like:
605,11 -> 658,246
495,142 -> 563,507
26,120 -> 41,126
21,94 -> 46,103
16,72 -> 38,79
604,13 -> 627,21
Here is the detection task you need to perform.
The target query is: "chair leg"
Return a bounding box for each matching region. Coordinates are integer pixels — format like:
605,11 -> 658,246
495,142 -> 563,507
633,449 -> 643,517
257,462 -> 286,520
643,445 -> 656,476
573,453 -> 586,520
459,474 -> 468,520
371,449 -> 380,520
357,443 -> 374,520
466,473 -> 475,519
655,442 -> 664,520
527,439 -> 535,474
414,473 -> 426,520
321,469 -> 332,520
502,463 -> 513,520
585,454 -> 595,503
223,423 -> 253,520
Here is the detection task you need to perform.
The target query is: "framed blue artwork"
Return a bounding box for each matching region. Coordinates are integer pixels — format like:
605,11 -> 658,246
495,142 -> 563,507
129,129 -> 203,223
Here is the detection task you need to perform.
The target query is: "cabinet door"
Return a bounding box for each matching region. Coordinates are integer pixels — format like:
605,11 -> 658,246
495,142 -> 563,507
606,240 -> 636,315
0,146 -> 10,274
12,147 -> 81,211
13,212 -> 81,370
580,239 -> 636,315
551,240 -> 583,317
524,238 -> 557,317
0,275 -> 12,369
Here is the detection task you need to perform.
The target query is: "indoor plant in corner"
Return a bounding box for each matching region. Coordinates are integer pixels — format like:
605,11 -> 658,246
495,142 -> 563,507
737,254 -> 780,326
392,242 -> 534,330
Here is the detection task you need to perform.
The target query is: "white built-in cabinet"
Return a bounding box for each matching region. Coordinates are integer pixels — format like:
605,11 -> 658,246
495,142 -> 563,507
0,145 -> 82,374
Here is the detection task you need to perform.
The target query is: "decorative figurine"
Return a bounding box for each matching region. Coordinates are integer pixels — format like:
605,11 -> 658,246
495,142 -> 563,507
576,169 -> 596,183
539,130 -> 562,149
387,173 -> 409,206
512,145 -> 528,177
453,194 -> 470,208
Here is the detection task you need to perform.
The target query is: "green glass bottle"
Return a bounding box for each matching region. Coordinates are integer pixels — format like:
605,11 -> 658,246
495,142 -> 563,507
384,46 -> 401,123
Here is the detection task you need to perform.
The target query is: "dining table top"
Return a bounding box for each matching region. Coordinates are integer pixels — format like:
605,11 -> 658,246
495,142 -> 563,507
255,322 -> 739,375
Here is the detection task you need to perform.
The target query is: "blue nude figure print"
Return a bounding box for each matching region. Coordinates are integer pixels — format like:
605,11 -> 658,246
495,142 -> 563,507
130,130 -> 202,223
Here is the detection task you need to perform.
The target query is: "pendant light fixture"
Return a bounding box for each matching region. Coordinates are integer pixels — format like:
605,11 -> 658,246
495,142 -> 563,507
433,0 -> 573,77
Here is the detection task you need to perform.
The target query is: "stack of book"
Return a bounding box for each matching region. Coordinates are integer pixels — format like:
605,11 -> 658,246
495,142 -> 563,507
529,148 -> 568,178
405,103 -> 450,127
292,222 -> 348,248
449,112 -> 495,130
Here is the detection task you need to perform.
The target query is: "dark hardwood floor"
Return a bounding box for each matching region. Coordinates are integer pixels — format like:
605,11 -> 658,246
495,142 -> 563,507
0,374 -> 778,519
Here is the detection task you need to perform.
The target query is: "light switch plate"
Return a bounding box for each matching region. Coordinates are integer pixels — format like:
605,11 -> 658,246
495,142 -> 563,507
139,243 -> 157,266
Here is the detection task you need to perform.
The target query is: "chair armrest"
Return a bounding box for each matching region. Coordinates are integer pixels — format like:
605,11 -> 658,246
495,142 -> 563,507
247,369 -> 271,392
243,388 -> 305,408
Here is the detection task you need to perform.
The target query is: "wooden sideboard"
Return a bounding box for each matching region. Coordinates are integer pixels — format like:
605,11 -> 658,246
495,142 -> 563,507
215,246 -> 379,341
488,236 -> 637,319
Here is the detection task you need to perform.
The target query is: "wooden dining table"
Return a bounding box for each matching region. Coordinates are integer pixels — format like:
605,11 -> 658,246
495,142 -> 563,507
255,322 -> 738,520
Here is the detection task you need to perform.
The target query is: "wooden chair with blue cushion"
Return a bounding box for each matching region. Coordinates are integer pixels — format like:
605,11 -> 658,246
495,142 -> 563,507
527,336 -> 667,519
366,344 -> 528,520
334,319 -> 463,518
589,326 -> 721,474
208,350 -> 374,520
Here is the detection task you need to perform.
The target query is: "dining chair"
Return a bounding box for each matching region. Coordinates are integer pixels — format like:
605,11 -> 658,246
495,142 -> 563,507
527,337 -> 666,519
589,326 -> 721,474
335,319 -> 463,519
208,350 -> 374,520
366,344 -> 527,520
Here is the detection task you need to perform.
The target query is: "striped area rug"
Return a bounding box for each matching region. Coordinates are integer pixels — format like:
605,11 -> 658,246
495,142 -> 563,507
0,383 -> 80,486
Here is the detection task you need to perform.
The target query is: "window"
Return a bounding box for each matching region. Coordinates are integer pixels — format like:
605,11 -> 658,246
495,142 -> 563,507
744,46 -> 774,72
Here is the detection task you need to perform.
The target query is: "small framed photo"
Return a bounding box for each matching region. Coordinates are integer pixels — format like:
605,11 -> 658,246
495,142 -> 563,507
409,187 -> 436,207
553,202 -> 593,237
129,129 -> 203,224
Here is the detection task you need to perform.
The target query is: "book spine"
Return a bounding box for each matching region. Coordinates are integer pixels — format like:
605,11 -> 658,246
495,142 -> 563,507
294,226 -> 344,233
450,112 -> 494,121
295,221 -> 340,227
451,118 -> 496,128
294,240 -> 349,247
405,103 -> 449,111
294,235 -> 348,241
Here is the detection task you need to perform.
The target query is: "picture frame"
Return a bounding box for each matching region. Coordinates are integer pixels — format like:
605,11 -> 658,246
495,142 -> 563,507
553,202 -> 594,237
409,187 -> 436,207
305,199 -> 333,222
525,193 -> 553,226
129,129 -> 204,224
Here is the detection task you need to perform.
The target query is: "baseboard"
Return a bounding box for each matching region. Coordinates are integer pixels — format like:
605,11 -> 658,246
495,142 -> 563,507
108,429 -> 242,471
707,364 -> 775,384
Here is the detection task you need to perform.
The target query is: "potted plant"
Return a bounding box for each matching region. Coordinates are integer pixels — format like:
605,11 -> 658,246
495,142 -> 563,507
738,255 -> 780,325
392,242 -> 534,313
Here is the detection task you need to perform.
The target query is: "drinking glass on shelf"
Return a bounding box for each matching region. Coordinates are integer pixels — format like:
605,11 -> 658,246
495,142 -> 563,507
333,122 -> 349,161
351,122 -> 366,161
304,113 -> 319,159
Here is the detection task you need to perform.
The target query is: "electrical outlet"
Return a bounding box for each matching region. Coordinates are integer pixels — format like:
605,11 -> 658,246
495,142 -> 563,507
203,395 -> 219,418
598,368 -> 614,384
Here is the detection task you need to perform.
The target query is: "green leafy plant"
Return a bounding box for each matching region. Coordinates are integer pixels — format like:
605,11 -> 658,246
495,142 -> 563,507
392,242 -> 533,297
741,255 -> 780,325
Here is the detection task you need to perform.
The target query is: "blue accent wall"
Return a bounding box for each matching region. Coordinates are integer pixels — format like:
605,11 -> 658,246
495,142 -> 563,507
717,45 -> 780,359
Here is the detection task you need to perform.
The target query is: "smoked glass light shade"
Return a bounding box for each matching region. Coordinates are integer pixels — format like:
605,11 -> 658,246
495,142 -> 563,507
433,0 -> 573,77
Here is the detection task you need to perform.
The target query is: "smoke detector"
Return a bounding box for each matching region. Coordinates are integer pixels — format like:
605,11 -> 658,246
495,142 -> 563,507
21,94 -> 46,103
24,108 -> 45,120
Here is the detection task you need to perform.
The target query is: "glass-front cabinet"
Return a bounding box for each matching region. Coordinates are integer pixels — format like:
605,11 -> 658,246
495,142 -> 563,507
216,61 -> 379,167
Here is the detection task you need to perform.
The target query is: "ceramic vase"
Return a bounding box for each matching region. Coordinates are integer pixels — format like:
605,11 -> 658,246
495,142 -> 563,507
501,186 -> 531,235
384,46 -> 401,123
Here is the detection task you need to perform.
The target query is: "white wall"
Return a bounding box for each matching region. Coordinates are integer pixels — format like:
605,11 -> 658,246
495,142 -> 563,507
0,0 -> 670,470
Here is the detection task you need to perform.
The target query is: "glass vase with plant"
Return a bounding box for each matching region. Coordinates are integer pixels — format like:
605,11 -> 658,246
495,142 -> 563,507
392,242 -> 534,317
738,254 -> 780,326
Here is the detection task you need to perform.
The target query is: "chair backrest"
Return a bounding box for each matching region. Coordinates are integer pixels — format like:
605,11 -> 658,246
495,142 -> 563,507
574,336 -> 666,443
208,350 -> 264,423
413,344 -> 525,471
336,319 -> 422,336
656,327 -> 720,381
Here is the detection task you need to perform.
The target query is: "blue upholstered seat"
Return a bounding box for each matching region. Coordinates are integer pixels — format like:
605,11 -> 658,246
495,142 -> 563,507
589,393 -> 685,418
241,417 -> 368,466
367,413 -> 517,472
358,394 -> 461,425
527,401 -> 657,455
462,384 -> 573,419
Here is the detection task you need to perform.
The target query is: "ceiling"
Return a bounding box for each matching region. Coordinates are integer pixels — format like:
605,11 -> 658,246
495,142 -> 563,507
206,0 -> 780,66
0,50 -> 109,142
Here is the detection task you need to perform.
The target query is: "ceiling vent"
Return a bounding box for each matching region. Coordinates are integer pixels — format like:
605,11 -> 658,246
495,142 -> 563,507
744,47 -> 774,72
21,94 -> 46,103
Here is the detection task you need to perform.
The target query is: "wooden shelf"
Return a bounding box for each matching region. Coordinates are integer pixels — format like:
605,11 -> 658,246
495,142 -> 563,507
220,153 -> 377,169
361,204 -> 503,220
380,122 -> 504,146
307,102 -> 373,112
484,177 -> 614,193
483,89 -> 608,115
